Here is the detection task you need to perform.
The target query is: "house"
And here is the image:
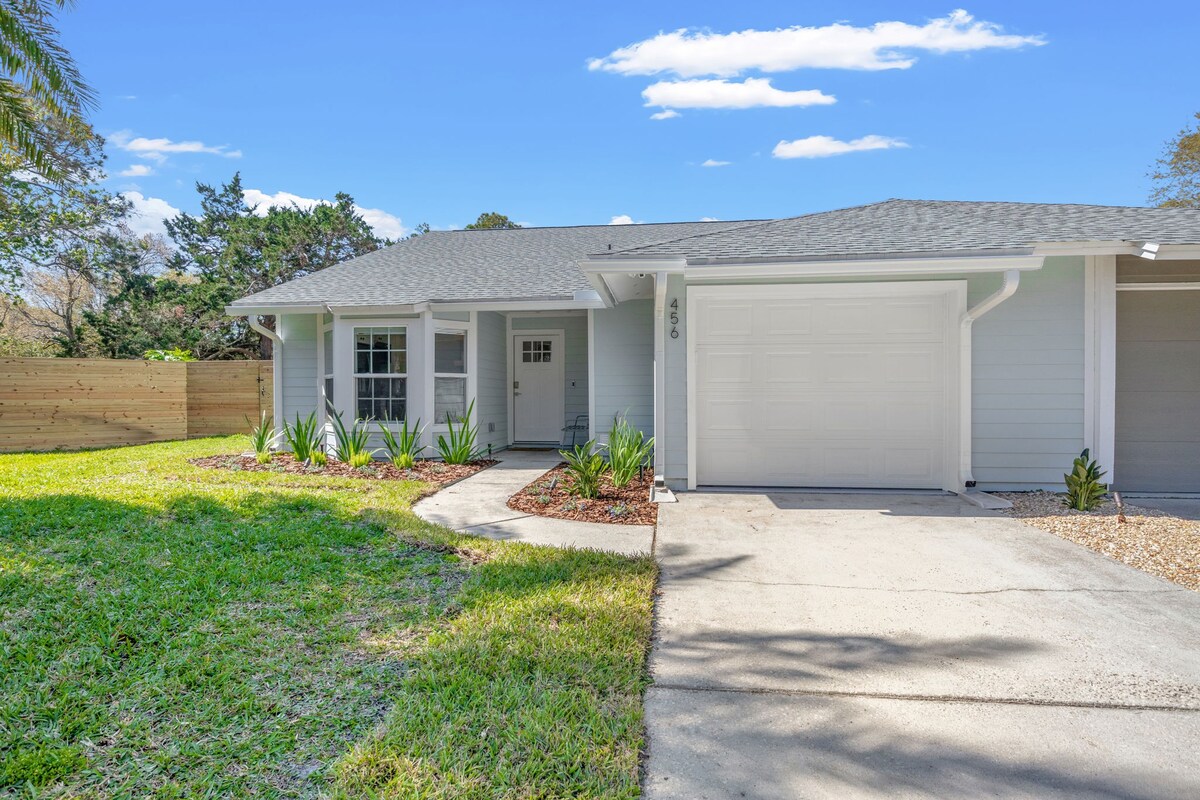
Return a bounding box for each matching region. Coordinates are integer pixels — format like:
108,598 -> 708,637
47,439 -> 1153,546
227,199 -> 1200,495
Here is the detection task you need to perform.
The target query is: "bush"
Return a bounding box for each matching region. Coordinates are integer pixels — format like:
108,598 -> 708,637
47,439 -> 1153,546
560,440 -> 605,499
282,411 -> 323,463
143,347 -> 196,362
436,400 -> 485,465
606,416 -> 654,488
328,408 -> 375,468
378,417 -> 425,468
1064,448 -> 1107,511
247,411 -> 274,464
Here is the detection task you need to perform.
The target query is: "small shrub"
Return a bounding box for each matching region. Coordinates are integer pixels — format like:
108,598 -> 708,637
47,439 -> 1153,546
310,449 -> 327,467
282,411 -> 322,463
328,407 -> 375,467
143,347 -> 195,362
608,503 -> 630,518
561,499 -> 579,512
561,440 -> 605,500
436,400 -> 485,465
606,416 -> 654,488
247,411 -> 274,464
378,417 -> 425,468
1064,448 -> 1107,511
536,494 -> 551,505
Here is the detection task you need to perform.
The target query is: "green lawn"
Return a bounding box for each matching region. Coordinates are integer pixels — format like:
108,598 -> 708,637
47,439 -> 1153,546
0,437 -> 656,798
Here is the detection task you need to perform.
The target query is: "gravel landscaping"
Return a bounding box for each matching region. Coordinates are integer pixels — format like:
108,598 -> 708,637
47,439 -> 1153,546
999,491 -> 1200,591
190,453 -> 496,485
507,464 -> 657,525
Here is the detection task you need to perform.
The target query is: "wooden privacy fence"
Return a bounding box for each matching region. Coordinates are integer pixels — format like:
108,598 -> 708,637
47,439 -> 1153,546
0,358 -> 273,453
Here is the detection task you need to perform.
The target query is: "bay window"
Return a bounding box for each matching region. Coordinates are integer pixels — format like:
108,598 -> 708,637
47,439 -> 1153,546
353,326 -> 406,420
434,329 -> 468,423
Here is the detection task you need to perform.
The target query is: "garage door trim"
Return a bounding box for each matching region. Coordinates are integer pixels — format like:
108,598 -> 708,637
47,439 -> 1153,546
686,281 -> 967,491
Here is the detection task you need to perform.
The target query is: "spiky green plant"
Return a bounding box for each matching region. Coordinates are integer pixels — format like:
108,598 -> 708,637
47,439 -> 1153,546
1064,448 -> 1107,511
282,411 -> 322,463
560,440 -> 605,500
378,417 -> 425,468
605,416 -> 654,488
435,400 -> 485,465
247,411 -> 273,464
328,408 -> 374,467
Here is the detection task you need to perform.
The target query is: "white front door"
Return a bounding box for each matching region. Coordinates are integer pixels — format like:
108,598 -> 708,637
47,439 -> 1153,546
513,333 -> 564,443
690,282 -> 963,490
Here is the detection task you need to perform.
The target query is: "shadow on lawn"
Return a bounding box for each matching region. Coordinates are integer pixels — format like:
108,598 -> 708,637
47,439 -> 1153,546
1,490 -> 656,798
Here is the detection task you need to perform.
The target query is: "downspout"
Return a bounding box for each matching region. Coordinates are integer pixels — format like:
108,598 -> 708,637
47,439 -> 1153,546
651,271 -> 674,502
248,315 -> 283,444
959,269 -> 1021,489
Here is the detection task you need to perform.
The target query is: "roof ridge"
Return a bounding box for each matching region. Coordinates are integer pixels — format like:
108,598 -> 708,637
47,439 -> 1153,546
429,218 -> 768,234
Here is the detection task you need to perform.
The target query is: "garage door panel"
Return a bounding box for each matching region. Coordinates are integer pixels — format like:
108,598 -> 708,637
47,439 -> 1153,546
693,285 -> 957,489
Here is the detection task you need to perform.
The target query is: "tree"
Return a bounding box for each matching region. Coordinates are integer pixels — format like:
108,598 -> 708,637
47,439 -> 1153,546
1150,112 -> 1200,208
0,0 -> 96,182
464,211 -> 521,230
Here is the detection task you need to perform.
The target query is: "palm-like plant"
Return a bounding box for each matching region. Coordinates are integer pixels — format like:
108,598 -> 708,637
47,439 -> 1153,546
0,0 -> 96,181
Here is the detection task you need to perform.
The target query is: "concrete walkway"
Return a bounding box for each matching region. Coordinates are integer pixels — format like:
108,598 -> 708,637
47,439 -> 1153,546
413,448 -> 654,555
644,491 -> 1200,800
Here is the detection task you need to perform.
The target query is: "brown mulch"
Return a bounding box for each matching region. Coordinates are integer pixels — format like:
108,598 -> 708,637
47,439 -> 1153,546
189,453 -> 496,486
998,490 -> 1200,592
506,464 -> 657,526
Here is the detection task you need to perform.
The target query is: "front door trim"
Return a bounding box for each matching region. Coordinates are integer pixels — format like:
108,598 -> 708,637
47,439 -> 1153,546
509,329 -> 565,444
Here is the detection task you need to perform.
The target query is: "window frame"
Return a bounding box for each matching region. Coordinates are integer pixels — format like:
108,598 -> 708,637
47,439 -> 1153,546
351,324 -> 408,422
432,321 -> 471,428
318,317 -> 334,424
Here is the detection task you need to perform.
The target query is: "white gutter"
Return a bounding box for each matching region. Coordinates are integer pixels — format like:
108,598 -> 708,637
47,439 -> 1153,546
248,315 -> 284,441
958,269 -> 1022,486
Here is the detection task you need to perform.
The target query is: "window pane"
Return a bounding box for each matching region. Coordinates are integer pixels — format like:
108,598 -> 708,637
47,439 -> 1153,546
371,350 -> 387,373
390,332 -> 406,350
357,377 -> 371,397
390,351 -> 407,374
435,331 -> 466,374
323,330 -> 333,374
356,331 -> 371,349
356,398 -> 372,418
324,377 -> 334,405
355,351 -> 370,373
434,377 -> 466,423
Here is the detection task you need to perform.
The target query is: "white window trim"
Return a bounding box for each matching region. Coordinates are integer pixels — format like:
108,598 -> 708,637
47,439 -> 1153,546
350,323 -> 409,423
317,317 -> 334,424
431,319 -> 472,430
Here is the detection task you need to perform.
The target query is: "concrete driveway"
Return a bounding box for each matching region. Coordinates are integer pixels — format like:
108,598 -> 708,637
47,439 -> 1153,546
645,492 -> 1200,799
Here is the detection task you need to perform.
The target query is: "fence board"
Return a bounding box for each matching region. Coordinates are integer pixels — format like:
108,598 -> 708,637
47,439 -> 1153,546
0,358 -> 273,453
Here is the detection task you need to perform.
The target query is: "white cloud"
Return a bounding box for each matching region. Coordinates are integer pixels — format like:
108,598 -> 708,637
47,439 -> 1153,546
649,109 -> 681,120
242,188 -> 407,239
701,159 -> 731,167
121,191 -> 180,238
119,163 -> 155,177
109,130 -> 242,163
590,10 -> 1044,77
772,134 -> 908,159
700,216 -> 720,221
609,214 -> 643,225
644,78 -> 835,110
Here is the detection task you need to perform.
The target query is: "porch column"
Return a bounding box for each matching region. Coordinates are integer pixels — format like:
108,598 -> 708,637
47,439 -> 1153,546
653,271 -> 668,487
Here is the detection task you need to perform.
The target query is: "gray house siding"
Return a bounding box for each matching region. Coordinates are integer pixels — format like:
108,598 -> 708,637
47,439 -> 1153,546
591,300 -> 654,445
970,256 -> 1085,489
659,257 -> 1087,491
511,315 -> 588,439
476,311 -> 508,453
279,313 -> 318,425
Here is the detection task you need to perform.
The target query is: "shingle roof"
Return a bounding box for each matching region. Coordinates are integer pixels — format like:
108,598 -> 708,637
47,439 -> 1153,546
601,199 -> 1200,262
229,200 -> 1200,310
228,219 -> 761,309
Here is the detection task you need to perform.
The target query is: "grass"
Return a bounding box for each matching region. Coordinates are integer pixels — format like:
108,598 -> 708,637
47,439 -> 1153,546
0,437 -> 656,798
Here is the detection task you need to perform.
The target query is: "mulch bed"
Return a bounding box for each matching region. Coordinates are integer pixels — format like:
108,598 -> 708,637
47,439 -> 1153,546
999,491 -> 1200,592
189,453 -> 496,486
506,464 -> 657,526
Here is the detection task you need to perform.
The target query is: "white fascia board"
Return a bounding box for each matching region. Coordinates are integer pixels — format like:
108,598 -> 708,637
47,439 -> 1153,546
1032,241 -> 1140,256
683,254 -> 1045,281
428,298 -> 607,312
327,303 -> 426,316
1135,243 -> 1200,260
578,256 -> 687,274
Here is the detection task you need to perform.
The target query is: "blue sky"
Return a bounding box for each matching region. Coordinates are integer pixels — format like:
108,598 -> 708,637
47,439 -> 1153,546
61,1 -> 1199,238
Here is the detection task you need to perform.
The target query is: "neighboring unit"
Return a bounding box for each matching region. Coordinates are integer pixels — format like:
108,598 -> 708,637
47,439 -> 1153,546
227,200 -> 1200,494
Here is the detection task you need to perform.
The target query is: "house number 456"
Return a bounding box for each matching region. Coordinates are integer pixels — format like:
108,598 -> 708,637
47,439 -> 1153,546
669,298 -> 680,339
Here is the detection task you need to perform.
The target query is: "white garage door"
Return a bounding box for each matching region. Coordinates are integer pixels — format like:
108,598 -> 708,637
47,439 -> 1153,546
690,282 -> 962,489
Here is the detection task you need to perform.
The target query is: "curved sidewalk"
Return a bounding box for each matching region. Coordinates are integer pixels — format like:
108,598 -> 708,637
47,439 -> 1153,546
413,448 -> 654,556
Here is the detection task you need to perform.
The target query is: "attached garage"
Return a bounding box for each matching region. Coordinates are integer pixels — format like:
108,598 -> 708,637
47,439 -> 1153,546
688,282 -> 964,490
1114,281 -> 1200,492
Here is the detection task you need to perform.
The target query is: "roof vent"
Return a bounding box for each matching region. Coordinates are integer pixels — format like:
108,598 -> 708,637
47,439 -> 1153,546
607,244 -> 612,250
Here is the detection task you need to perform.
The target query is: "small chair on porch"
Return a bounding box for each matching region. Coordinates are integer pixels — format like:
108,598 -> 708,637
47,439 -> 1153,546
561,415 -> 588,448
